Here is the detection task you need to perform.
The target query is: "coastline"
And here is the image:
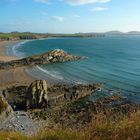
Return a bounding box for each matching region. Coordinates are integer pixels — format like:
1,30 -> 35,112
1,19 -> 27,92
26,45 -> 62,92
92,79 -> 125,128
0,41 -> 35,89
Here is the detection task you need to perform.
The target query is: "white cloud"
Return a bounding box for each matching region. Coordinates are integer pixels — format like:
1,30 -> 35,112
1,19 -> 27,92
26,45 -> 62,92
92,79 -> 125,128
73,14 -> 81,18
51,16 -> 64,22
34,0 -> 49,4
91,7 -> 108,11
65,0 -> 111,5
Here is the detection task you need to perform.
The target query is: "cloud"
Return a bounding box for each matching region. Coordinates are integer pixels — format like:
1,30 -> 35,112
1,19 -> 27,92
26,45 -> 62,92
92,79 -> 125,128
51,16 -> 64,22
91,7 -> 108,11
65,0 -> 111,5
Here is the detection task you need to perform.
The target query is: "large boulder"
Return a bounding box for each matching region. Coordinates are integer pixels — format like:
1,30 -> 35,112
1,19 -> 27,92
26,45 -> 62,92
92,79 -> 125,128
26,80 -> 48,109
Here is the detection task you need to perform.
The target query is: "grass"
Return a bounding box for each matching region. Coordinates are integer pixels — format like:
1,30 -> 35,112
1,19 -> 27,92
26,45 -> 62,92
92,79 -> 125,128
0,94 -> 139,140
86,111 -> 140,140
0,110 -> 139,140
0,33 -> 31,37
0,33 -> 45,40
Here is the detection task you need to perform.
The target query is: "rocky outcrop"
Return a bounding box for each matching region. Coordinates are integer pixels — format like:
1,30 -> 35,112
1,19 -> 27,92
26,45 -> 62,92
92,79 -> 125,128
0,93 -> 14,124
4,81 -> 102,110
26,81 -> 101,109
26,80 -> 48,109
0,49 -> 83,70
48,83 -> 102,108
0,91 -> 42,135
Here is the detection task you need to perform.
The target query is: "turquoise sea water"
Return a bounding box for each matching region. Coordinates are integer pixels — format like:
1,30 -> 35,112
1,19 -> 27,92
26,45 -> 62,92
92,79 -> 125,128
11,35 -> 140,101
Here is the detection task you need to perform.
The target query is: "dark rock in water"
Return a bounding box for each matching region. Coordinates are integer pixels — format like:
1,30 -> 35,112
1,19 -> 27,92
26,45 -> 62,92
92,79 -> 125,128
48,83 -> 101,106
0,49 -> 83,70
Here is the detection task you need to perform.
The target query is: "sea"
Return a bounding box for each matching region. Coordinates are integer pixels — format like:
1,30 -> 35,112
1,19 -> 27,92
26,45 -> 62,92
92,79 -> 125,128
8,35 -> 140,102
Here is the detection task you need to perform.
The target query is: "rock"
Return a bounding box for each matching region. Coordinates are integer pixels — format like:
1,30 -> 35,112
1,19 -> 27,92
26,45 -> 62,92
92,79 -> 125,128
48,83 -> 102,108
4,82 -> 102,110
0,92 -> 14,124
0,49 -> 83,70
5,86 -> 27,110
26,80 -> 48,109
0,110 -> 42,135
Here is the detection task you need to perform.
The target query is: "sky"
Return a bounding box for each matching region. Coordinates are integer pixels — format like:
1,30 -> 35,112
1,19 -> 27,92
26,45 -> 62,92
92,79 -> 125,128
0,0 -> 140,33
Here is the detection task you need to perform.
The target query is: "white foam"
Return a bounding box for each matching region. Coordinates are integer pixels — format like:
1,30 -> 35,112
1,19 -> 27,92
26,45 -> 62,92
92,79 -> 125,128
9,40 -> 36,58
74,81 -> 87,85
38,38 -> 48,41
12,42 -> 25,57
8,41 -> 28,58
36,66 -> 64,80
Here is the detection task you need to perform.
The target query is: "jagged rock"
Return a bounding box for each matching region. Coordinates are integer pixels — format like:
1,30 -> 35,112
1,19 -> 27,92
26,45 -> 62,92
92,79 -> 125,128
0,49 -> 83,70
48,83 -> 102,107
26,80 -> 48,109
3,82 -> 102,110
0,93 -> 14,124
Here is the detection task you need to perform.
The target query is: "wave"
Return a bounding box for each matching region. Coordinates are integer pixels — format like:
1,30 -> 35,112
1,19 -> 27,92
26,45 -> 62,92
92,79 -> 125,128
36,66 -> 64,80
7,41 -> 29,58
7,39 -> 38,58
26,65 -> 88,84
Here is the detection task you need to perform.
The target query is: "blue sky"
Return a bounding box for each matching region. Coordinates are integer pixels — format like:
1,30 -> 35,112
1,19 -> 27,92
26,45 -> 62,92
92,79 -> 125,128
0,0 -> 140,33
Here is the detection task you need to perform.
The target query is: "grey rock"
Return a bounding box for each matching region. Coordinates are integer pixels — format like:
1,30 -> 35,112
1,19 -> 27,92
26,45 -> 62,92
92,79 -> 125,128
0,93 -> 14,124
26,80 -> 48,109
0,49 -> 83,70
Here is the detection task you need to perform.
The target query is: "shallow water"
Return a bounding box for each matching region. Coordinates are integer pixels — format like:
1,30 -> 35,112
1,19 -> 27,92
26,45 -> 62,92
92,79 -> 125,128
13,35 -> 140,100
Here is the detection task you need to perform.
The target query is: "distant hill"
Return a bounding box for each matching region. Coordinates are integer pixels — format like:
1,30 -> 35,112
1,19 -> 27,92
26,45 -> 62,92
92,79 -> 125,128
127,31 -> 140,35
105,30 -> 140,35
105,31 -> 123,35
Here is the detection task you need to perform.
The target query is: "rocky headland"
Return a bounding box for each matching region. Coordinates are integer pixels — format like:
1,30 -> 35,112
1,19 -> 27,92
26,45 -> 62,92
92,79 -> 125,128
0,49 -> 83,70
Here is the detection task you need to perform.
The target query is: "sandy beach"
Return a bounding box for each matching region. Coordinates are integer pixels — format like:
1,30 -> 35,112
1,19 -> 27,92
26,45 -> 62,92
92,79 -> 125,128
0,41 -> 35,89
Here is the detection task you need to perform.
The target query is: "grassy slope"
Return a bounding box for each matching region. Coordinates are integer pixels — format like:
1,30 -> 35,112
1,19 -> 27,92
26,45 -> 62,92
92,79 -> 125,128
0,33 -> 46,40
0,110 -> 139,140
0,33 -> 105,40
0,33 -> 34,38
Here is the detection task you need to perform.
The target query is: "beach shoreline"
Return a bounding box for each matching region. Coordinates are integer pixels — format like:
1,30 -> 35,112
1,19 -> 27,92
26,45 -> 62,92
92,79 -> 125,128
0,41 -> 36,89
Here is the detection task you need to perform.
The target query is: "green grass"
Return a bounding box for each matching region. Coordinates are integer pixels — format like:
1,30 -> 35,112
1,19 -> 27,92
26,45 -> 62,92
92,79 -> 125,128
0,33 -> 31,37
0,33 -> 41,40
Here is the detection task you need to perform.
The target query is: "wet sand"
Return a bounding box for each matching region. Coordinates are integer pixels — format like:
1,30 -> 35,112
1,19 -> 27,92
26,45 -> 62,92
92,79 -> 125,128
0,41 -> 35,89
